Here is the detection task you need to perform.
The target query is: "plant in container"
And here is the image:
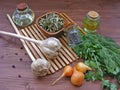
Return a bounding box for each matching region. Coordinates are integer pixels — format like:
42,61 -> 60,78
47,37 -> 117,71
36,11 -> 69,37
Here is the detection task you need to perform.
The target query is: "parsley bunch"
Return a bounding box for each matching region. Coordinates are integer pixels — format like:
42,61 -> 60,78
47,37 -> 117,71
73,30 -> 120,90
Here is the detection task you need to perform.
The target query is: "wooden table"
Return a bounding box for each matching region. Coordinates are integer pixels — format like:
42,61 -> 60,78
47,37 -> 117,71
0,0 -> 120,90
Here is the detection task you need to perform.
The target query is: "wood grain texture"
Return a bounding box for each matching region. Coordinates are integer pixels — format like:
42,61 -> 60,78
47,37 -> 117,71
20,24 -> 78,74
0,0 -> 120,90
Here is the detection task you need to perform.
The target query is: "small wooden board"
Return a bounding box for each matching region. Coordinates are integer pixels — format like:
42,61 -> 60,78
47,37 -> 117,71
19,13 -> 79,75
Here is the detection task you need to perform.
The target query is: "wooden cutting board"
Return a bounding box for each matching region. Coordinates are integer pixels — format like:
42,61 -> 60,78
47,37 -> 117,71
19,13 -> 79,75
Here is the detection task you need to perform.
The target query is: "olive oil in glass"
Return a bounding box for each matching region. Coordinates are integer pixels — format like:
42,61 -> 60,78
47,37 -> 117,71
83,11 -> 100,33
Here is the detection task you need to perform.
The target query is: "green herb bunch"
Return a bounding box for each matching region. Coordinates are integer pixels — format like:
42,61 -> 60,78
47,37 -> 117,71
39,13 -> 64,32
102,80 -> 118,90
73,28 -> 120,90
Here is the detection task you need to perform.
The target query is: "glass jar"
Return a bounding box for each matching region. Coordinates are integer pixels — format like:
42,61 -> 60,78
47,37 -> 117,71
67,25 -> 82,48
12,3 -> 35,27
83,11 -> 100,33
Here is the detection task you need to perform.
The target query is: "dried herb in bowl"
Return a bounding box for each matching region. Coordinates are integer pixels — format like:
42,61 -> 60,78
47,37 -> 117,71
39,13 -> 64,33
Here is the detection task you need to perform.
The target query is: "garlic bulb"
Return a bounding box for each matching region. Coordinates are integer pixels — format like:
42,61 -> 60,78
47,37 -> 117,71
31,58 -> 51,77
40,37 -> 62,58
41,47 -> 59,58
46,38 -> 62,50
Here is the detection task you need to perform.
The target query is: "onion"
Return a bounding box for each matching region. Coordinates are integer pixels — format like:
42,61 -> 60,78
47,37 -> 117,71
75,62 -> 92,73
71,67 -> 85,86
51,65 -> 73,85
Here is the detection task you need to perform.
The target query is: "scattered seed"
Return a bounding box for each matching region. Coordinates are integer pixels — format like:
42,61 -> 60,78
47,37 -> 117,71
25,53 -> 27,55
20,47 -> 23,49
15,53 -> 18,55
19,58 -> 23,61
18,74 -> 21,78
12,65 -> 16,68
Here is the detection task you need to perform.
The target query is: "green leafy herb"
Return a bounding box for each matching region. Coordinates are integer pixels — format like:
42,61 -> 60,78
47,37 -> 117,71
74,32 -> 120,78
73,28 -> 120,90
102,80 -> 118,90
116,72 -> 120,84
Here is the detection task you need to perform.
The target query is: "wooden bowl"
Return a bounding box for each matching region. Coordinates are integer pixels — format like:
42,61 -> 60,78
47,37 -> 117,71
36,11 -> 70,37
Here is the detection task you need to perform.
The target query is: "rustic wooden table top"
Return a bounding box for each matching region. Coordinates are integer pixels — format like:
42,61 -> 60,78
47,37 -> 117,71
0,0 -> 120,90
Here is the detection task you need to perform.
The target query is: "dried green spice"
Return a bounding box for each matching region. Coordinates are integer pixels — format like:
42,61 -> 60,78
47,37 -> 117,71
39,13 -> 64,32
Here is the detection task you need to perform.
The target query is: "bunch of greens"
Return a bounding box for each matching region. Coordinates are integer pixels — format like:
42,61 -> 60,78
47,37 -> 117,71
73,29 -> 120,90
39,13 -> 64,32
102,80 -> 118,90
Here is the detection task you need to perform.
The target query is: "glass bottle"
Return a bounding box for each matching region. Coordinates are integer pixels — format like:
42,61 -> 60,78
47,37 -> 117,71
83,11 -> 100,33
67,25 -> 82,48
12,3 -> 35,27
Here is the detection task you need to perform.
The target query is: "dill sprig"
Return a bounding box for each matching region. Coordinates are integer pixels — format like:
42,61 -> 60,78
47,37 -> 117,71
73,31 -> 120,90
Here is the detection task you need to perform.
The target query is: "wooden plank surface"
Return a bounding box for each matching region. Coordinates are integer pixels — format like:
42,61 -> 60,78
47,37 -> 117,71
0,0 -> 120,90
20,23 -> 78,74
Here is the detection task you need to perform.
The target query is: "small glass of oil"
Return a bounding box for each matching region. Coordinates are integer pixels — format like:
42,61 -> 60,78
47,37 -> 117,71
83,11 -> 100,33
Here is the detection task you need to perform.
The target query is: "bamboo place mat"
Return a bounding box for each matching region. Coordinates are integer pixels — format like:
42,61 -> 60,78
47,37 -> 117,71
19,13 -> 79,75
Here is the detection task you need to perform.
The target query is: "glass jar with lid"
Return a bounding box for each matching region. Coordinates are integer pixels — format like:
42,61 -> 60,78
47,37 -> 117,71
12,3 -> 35,27
83,11 -> 100,33
66,24 -> 82,48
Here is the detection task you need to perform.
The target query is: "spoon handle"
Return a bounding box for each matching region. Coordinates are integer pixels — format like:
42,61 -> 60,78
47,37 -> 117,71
7,14 -> 37,62
0,30 -> 41,44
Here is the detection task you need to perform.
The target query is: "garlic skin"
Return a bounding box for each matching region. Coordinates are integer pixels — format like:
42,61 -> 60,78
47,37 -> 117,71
47,38 -> 62,50
40,37 -> 62,58
31,58 -> 51,77
41,47 -> 59,58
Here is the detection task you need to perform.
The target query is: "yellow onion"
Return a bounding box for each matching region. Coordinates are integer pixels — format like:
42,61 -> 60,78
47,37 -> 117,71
71,67 -> 84,86
75,62 -> 92,73
51,65 -> 73,85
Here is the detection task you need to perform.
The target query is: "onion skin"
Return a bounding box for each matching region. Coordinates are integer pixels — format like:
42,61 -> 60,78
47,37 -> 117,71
71,68 -> 84,86
75,62 -> 92,73
63,65 -> 73,77
51,65 -> 73,85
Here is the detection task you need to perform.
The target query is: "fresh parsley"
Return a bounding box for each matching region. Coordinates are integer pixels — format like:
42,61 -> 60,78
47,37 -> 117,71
73,28 -> 120,90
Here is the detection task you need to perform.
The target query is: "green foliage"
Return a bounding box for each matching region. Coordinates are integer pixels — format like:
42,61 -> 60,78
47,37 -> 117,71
73,30 -> 120,90
39,13 -> 64,32
102,80 -> 118,90
116,72 -> 120,84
